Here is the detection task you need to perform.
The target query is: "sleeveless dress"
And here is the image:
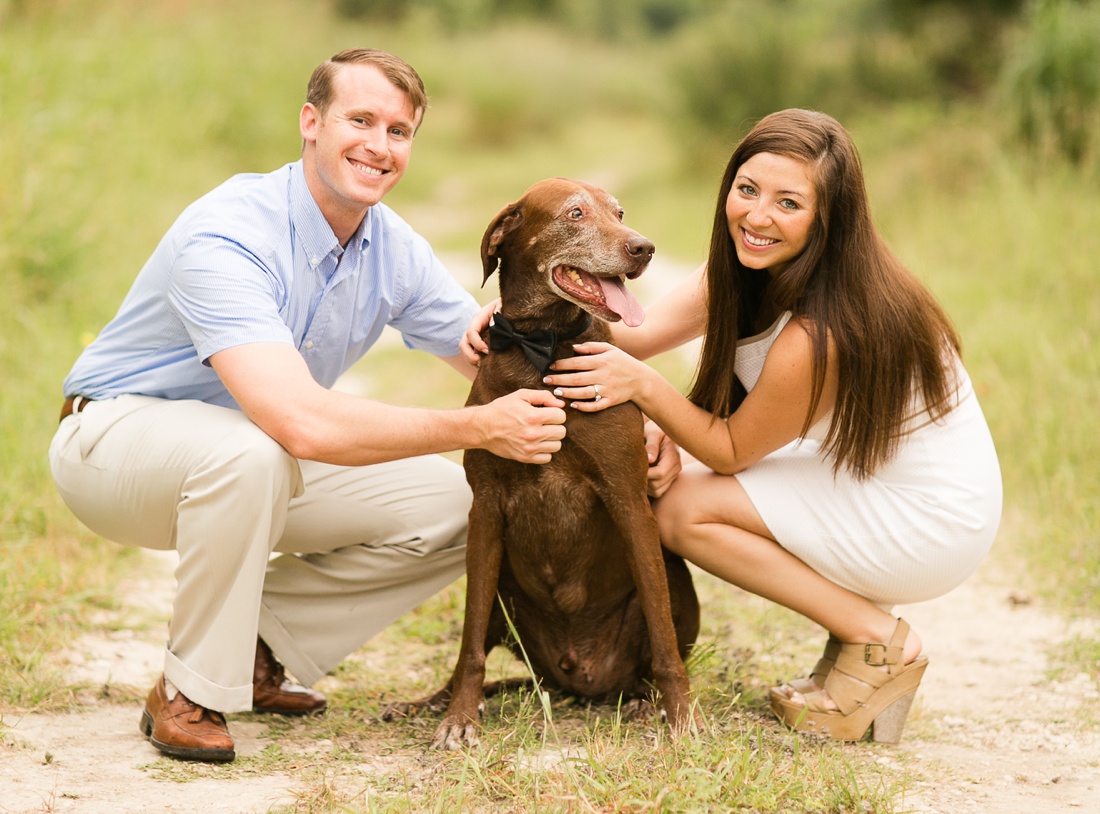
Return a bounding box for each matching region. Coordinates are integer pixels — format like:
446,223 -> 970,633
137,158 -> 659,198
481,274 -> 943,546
732,312 -> 1002,607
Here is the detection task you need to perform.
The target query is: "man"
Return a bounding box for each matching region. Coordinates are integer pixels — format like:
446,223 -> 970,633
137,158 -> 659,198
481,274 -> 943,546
48,49 -> 567,763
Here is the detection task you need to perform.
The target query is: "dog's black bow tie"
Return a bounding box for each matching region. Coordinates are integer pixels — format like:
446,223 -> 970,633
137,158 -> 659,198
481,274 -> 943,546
487,312 -> 592,376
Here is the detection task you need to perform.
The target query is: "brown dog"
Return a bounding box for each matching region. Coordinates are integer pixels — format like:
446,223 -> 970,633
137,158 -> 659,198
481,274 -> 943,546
384,178 -> 699,750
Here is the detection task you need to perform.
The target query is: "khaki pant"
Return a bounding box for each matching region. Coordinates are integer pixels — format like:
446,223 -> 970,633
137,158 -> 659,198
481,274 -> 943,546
49,395 -> 469,712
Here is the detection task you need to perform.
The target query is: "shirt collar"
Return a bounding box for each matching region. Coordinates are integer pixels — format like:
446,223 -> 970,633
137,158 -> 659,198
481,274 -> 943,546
289,161 -> 373,263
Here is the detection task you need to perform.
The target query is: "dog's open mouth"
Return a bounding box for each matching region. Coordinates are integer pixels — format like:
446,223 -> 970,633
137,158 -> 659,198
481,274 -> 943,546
552,265 -> 645,327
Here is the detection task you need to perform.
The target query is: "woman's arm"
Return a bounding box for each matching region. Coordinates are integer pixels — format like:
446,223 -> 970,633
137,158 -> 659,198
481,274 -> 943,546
546,318 -> 838,475
610,264 -> 708,359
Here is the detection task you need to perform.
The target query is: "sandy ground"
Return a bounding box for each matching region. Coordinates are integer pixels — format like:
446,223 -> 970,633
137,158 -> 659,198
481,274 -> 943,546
1,550 -> 1097,814
894,568 -> 1099,812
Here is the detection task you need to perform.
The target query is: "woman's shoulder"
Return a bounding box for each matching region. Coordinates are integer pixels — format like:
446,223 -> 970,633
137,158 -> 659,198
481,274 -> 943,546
735,311 -> 820,392
739,310 -> 794,348
772,313 -> 836,355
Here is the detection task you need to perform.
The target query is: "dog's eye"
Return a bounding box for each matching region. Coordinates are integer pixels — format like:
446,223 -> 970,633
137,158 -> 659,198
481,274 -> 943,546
617,209 -> 625,222
568,207 -> 583,219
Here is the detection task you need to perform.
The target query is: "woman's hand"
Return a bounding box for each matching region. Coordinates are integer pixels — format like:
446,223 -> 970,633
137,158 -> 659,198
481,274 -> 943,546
459,298 -> 501,366
643,420 -> 681,498
543,341 -> 652,412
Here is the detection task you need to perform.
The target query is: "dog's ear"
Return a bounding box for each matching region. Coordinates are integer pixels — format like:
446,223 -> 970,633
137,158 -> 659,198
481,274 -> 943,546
480,201 -> 524,286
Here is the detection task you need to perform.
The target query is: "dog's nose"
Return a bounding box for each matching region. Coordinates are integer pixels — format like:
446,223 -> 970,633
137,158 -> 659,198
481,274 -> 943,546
625,234 -> 655,260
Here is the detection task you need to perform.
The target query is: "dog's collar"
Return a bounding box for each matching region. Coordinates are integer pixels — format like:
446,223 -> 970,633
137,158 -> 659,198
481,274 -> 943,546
487,312 -> 593,376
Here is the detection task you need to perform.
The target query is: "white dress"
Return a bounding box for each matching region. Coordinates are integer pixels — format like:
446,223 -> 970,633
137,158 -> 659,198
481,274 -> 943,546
733,313 -> 1002,606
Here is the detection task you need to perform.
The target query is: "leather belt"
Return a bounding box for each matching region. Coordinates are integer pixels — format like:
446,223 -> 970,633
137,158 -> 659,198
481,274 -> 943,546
59,395 -> 94,422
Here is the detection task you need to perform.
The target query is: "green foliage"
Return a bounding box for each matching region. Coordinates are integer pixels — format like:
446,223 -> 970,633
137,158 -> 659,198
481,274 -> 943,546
416,24 -> 667,152
335,0 -> 709,38
0,0 -> 316,713
1051,634 -> 1100,683
663,0 -> 970,161
875,0 -> 1028,94
1000,0 -> 1100,167
1,0 -> 1098,807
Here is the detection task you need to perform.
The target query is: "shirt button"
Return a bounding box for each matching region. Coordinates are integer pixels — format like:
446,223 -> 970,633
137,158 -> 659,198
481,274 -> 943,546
305,340 -> 314,350
310,256 -> 321,266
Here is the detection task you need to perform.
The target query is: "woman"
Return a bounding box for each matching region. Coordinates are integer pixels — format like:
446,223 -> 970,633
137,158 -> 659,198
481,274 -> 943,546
466,109 -> 1002,743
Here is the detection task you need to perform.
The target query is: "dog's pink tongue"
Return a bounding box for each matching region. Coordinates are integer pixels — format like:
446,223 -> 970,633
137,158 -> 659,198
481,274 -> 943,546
598,276 -> 645,327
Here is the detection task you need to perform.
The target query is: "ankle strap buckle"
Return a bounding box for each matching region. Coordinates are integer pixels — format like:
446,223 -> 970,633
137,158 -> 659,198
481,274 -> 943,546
864,643 -> 888,666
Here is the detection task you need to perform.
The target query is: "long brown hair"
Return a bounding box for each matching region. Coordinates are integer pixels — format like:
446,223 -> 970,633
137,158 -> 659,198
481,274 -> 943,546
689,109 -> 961,479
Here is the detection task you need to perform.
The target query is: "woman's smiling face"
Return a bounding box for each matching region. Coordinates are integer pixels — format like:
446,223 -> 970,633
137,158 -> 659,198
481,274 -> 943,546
725,151 -> 817,274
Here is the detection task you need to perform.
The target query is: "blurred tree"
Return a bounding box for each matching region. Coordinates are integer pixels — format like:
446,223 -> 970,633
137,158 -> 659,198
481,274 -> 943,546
667,0 -> 936,159
334,0 -> 410,23
868,0 -> 1028,95
335,0 -> 710,37
1000,0 -> 1100,167
556,0 -> 711,39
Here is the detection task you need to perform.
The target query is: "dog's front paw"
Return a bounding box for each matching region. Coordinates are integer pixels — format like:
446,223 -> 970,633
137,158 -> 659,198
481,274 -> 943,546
430,717 -> 480,750
661,698 -> 703,738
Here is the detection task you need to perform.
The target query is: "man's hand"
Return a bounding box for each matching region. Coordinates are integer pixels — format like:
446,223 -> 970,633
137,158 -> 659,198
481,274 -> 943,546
459,298 -> 500,366
478,388 -> 567,464
643,420 -> 681,498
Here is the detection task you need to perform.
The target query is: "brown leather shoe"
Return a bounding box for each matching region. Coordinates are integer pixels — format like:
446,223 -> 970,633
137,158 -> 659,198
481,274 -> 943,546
253,637 -> 327,716
139,676 -> 235,762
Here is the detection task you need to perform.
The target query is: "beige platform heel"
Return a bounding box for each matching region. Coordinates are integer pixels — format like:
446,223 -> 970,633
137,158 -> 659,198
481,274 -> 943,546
770,619 -> 927,744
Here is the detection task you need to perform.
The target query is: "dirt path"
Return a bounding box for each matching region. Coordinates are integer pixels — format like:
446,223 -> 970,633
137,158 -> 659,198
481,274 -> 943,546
895,565 -> 1099,812
2,548 -> 1097,814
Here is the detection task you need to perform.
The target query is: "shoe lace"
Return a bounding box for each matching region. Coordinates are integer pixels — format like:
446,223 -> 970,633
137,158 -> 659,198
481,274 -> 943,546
186,704 -> 226,725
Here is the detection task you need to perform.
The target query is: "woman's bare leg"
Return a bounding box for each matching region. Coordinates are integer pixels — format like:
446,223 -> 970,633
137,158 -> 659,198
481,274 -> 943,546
653,464 -> 923,671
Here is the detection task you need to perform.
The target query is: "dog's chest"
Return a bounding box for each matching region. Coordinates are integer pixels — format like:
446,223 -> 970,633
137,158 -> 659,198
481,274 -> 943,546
465,358 -> 649,613
490,461 -> 634,611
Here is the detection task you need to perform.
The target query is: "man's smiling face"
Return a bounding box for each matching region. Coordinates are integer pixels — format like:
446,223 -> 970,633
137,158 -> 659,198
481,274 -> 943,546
300,62 -> 420,243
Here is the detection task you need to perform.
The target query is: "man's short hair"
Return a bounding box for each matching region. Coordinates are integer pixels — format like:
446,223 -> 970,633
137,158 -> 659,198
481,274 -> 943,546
306,49 -> 428,125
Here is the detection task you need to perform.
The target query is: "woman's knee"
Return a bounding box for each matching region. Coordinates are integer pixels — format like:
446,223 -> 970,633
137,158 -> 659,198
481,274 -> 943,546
653,473 -> 707,553
654,466 -> 772,552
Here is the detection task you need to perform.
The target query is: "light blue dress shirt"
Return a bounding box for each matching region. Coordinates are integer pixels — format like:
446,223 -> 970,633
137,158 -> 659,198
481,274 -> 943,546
63,161 -> 478,409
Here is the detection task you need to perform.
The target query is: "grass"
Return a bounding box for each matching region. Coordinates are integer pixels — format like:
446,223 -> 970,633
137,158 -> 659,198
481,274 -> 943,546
1,0 -> 1098,811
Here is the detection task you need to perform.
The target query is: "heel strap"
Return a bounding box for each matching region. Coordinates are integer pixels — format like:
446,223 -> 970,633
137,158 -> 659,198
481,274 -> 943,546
862,618 -> 909,668
803,619 -> 913,716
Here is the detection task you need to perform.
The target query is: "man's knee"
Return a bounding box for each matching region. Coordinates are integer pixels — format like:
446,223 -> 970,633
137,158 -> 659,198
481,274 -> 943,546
414,473 -> 470,554
206,423 -> 302,507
